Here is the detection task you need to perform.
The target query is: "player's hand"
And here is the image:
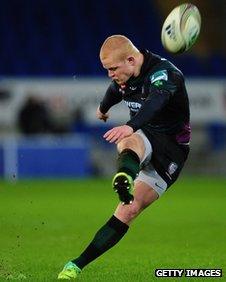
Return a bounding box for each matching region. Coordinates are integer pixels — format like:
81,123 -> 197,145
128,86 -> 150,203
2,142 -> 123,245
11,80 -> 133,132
103,125 -> 134,144
96,106 -> 109,122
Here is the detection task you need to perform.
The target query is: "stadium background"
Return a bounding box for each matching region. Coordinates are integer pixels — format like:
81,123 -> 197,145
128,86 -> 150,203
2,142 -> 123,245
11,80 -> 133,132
0,0 -> 226,281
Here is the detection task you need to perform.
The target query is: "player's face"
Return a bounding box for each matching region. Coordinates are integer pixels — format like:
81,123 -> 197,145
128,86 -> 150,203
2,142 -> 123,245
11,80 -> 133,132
101,57 -> 134,85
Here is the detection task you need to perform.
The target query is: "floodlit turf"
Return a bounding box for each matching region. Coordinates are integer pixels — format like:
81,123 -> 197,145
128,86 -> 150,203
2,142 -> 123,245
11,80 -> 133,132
0,176 -> 226,281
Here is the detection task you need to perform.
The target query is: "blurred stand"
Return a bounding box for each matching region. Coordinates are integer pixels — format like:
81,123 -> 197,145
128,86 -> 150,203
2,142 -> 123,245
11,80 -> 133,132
71,104 -> 87,133
0,77 -> 226,180
18,95 -> 53,135
185,124 -> 226,176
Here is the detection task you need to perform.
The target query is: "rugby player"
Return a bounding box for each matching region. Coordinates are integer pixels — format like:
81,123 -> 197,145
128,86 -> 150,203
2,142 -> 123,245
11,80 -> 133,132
58,35 -> 190,279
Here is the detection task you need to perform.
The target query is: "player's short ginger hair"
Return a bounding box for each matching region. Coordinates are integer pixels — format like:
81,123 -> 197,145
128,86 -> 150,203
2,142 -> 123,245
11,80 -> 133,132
100,35 -> 139,62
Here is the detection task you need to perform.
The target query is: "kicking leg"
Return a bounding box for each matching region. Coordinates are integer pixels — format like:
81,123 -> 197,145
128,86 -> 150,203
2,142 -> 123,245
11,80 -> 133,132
58,181 -> 158,279
112,133 -> 146,204
58,132 -> 153,279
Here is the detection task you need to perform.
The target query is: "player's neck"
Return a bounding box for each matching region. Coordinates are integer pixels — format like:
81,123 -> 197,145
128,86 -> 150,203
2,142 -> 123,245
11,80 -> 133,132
133,53 -> 144,77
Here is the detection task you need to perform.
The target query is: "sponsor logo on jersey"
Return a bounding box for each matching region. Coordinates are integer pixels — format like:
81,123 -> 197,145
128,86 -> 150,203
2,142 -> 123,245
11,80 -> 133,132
129,86 -> 137,91
150,70 -> 168,84
124,101 -> 141,112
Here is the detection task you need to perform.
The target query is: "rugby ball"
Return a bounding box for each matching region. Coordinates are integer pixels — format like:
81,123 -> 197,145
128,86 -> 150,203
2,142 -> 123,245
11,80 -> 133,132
161,3 -> 201,54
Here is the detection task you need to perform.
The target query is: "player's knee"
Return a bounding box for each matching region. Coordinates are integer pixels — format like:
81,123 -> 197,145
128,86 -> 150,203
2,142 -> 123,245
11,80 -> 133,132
117,136 -> 136,151
117,135 -> 144,157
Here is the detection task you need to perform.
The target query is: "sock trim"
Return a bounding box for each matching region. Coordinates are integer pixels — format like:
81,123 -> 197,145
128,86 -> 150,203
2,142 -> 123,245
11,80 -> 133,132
119,149 -> 140,163
106,215 -> 129,234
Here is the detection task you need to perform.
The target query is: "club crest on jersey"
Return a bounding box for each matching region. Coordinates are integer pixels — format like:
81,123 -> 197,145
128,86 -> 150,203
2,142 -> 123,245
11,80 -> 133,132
150,70 -> 168,84
168,162 -> 178,175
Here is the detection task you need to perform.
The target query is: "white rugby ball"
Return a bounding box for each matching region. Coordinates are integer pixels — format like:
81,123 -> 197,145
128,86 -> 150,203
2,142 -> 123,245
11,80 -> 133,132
161,3 -> 201,54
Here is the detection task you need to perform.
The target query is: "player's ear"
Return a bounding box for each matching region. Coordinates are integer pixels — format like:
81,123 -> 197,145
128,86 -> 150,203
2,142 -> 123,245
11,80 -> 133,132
127,56 -> 135,66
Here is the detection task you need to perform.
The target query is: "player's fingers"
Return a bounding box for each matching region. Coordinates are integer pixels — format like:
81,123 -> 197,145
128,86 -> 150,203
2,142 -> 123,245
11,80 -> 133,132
109,131 -> 122,143
99,116 -> 106,122
97,111 -> 109,121
105,130 -> 117,141
103,113 -> 109,119
102,115 -> 108,122
103,128 -> 114,138
105,128 -> 123,142
98,114 -> 106,120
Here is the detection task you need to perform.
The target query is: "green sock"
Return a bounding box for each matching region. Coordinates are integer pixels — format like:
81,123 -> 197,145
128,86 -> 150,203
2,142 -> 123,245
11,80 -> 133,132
72,216 -> 129,269
117,149 -> 140,179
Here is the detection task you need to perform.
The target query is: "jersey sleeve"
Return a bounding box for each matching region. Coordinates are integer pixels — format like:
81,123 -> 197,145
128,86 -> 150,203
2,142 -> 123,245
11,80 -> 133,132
126,70 -> 178,131
99,82 -> 123,114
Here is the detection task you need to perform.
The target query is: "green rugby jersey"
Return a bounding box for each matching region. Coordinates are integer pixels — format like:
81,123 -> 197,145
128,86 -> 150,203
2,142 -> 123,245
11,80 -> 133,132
99,50 -> 191,145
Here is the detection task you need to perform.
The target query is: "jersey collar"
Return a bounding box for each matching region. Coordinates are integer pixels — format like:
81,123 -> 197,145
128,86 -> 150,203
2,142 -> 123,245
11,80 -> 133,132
126,49 -> 161,86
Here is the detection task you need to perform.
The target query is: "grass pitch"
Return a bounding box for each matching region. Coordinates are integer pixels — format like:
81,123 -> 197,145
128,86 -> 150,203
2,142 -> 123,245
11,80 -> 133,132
0,177 -> 226,281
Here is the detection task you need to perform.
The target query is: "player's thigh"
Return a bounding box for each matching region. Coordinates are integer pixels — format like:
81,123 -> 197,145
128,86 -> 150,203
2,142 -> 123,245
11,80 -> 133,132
117,130 -> 151,161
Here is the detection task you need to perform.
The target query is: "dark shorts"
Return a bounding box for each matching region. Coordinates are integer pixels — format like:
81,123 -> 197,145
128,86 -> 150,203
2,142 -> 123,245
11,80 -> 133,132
141,129 -> 190,188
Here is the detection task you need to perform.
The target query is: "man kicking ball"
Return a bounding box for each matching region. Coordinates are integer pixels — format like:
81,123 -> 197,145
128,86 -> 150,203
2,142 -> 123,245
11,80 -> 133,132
58,35 -> 190,279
